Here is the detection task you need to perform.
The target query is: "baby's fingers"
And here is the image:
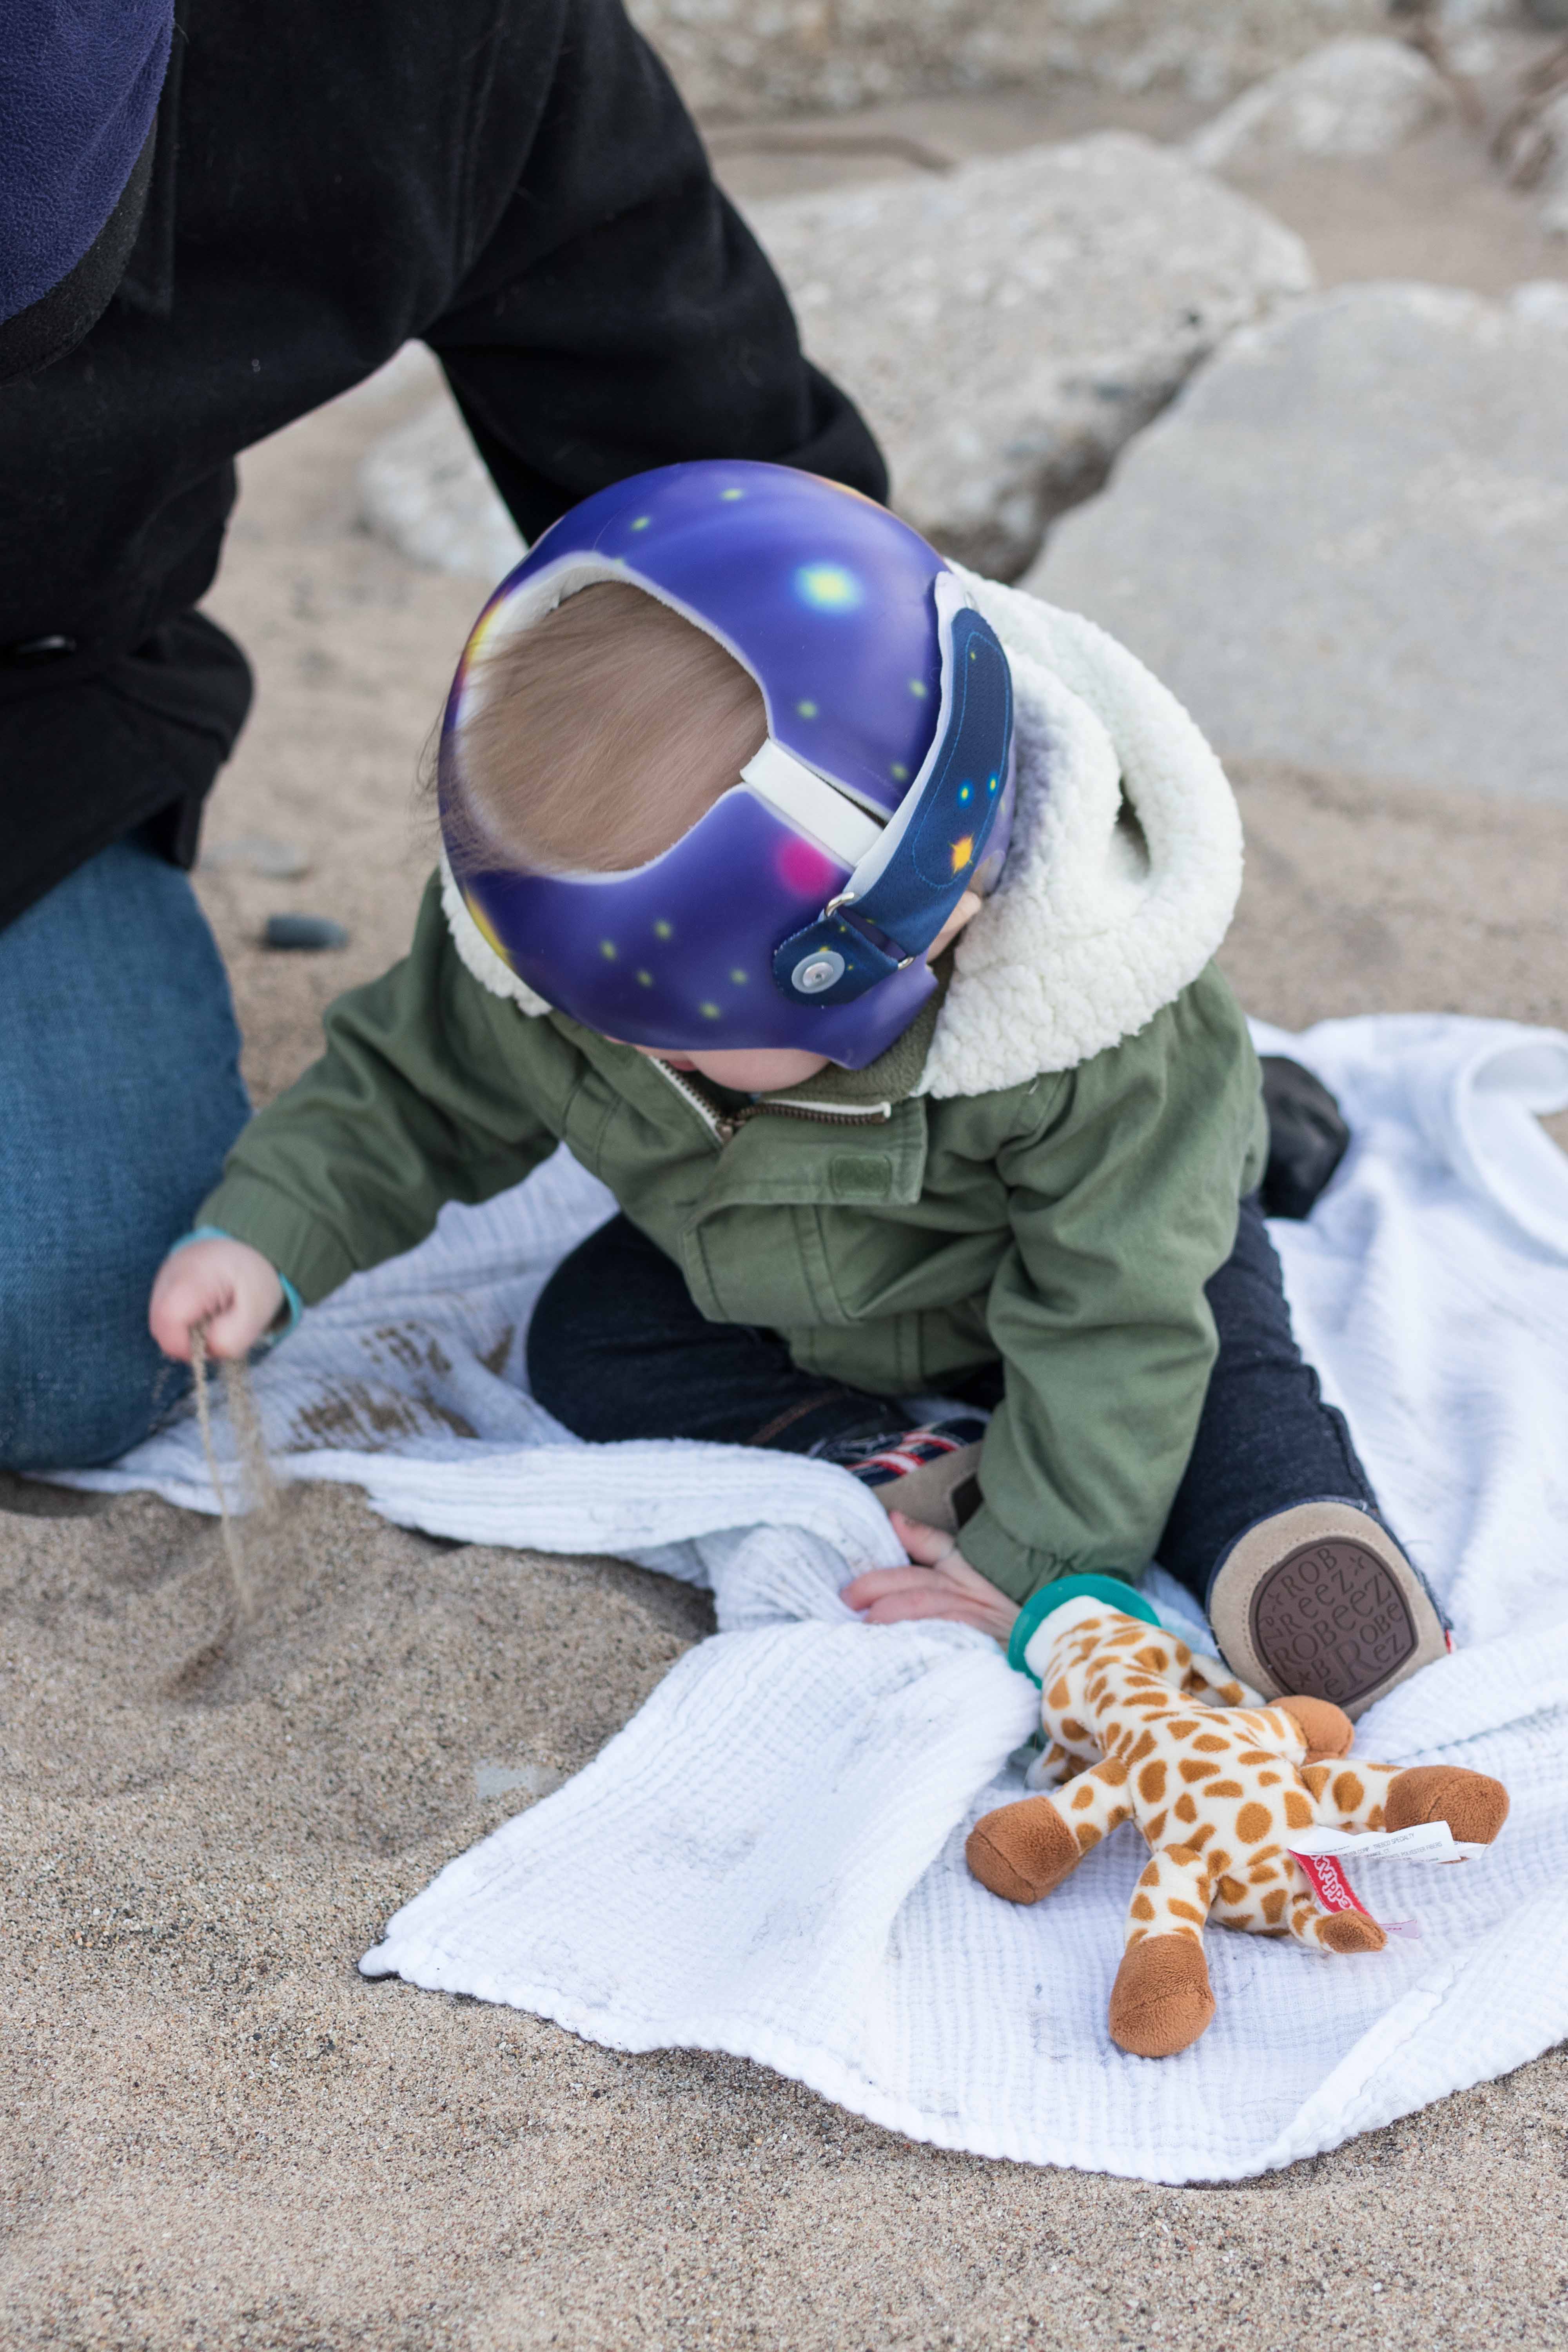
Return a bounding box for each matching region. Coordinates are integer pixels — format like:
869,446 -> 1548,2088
148,1237 -> 282,1362
886,1510 -> 961,1568
149,1263 -> 221,1360
840,1564 -> 932,1612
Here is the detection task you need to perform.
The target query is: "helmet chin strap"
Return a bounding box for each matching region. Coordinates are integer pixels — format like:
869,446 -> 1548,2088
771,590 -> 1013,1007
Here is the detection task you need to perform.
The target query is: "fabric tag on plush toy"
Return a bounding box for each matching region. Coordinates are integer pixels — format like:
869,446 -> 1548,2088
1287,1845 -> 1421,1935
1290,1846 -> 1375,1918
1288,1821 -> 1489,1941
1290,1822 -> 1486,1865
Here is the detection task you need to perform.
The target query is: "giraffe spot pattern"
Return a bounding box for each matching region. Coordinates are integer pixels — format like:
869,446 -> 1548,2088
1012,1603 -> 1414,1988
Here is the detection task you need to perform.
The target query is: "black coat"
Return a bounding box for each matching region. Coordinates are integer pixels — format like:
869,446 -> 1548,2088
0,0 -> 885,929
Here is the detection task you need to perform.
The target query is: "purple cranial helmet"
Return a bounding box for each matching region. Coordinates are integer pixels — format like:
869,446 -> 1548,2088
437,461 -> 1015,1069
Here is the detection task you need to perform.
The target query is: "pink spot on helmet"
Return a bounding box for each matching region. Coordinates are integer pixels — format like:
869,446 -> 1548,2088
777,837 -> 840,898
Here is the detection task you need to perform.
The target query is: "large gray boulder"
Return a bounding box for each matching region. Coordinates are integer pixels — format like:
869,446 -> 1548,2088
1026,281 -> 1568,804
624,0 -> 1392,119
745,133 -> 1310,577
1188,37 -> 1454,176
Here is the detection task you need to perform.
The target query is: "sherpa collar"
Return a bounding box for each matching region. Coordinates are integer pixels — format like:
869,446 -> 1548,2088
439,576 -> 1243,1101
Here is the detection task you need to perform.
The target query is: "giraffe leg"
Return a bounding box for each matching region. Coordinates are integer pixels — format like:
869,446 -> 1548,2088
1108,1844 -> 1216,2058
1384,1764 -> 1509,1846
967,1759 -> 1131,1906
1294,1751 -> 1508,1844
1284,1877 -> 1387,1954
1297,1754 -> 1405,1830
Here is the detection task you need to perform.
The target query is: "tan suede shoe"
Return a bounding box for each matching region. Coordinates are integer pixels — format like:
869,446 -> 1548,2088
1207,1500 -> 1452,1720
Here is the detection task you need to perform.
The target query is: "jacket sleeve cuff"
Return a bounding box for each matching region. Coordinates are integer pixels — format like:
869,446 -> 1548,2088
193,1176 -> 361,1305
959,1502 -> 1141,1612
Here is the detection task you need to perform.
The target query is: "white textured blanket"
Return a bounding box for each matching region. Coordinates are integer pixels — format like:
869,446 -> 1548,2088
54,1016 -> 1568,2182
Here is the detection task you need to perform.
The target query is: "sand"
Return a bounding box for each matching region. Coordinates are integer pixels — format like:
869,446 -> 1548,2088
5,82 -> 1568,2350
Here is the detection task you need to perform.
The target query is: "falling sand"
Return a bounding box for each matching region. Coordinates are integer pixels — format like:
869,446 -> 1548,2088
188,1330 -> 279,1624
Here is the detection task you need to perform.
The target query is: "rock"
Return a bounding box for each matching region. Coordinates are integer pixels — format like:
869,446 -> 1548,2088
744,132 -> 1310,577
357,396 -> 527,580
1510,277 -> 1568,327
263,913 -> 351,951
625,0 -> 1391,120
200,834 -> 312,881
1025,281 -> 1568,805
1187,38 -> 1454,175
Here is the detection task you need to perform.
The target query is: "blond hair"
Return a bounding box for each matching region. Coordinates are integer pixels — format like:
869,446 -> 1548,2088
454,581 -> 767,874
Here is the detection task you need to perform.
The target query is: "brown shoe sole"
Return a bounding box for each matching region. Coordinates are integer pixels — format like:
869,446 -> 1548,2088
868,1441 -> 983,1537
1207,1501 -> 1450,1719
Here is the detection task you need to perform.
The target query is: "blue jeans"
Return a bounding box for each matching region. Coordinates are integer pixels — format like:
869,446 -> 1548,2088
526,1195 -> 1382,1604
0,831 -> 250,1469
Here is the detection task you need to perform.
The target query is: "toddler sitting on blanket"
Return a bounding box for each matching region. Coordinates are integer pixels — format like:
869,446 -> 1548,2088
150,462 -> 1447,1716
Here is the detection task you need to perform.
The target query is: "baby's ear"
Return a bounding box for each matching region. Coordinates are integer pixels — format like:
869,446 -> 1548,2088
930,890 -> 985,960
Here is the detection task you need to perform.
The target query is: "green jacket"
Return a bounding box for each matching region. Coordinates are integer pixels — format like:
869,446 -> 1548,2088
200,874 -> 1267,1604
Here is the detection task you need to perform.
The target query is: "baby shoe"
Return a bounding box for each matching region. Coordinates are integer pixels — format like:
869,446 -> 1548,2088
840,1418 -> 988,1536
1207,1499 -> 1452,1719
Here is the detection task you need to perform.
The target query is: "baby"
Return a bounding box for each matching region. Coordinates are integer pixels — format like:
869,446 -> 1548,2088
150,461 -> 1447,1715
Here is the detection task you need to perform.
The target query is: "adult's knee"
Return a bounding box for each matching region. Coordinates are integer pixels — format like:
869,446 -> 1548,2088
0,1250 -> 185,1471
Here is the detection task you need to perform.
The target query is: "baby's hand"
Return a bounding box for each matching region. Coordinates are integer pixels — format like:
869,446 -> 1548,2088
841,1512 -> 1021,1644
149,1236 -> 284,1362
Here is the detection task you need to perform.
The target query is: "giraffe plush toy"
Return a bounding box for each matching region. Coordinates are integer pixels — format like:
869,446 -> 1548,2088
967,1583 -> 1509,2058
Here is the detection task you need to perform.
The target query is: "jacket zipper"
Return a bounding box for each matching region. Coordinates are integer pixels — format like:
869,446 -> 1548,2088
650,1060 -> 892,1145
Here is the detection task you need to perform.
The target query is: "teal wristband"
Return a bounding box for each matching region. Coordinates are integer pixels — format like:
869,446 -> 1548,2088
1006,1573 -> 1160,1684
167,1225 -> 303,1347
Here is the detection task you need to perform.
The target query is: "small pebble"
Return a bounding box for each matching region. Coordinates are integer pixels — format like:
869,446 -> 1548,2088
263,913 -> 350,951
201,833 -> 312,880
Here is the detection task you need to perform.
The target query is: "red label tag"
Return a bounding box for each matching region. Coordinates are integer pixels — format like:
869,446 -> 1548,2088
1291,1848 -> 1374,1918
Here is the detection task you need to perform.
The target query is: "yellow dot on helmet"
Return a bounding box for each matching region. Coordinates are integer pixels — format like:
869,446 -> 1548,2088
701,1002 -> 721,1020
950,837 -> 973,873
462,891 -> 511,967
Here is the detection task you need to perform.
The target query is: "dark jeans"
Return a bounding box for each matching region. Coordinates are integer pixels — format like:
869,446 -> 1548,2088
0,829 -> 250,1470
526,1192 -> 1381,1606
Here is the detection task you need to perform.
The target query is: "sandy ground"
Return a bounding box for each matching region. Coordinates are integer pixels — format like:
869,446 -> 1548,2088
6,77 -> 1568,2351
